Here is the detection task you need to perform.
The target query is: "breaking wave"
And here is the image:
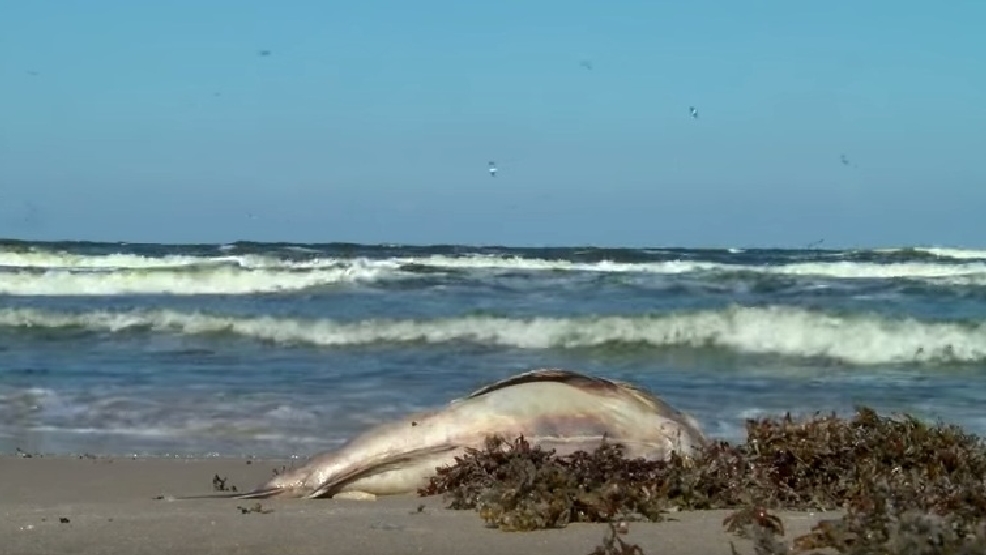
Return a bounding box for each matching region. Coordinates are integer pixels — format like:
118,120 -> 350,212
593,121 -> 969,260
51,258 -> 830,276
1,305 -> 983,366
906,247 -> 986,261
0,264 -> 402,295
3,252 -> 986,295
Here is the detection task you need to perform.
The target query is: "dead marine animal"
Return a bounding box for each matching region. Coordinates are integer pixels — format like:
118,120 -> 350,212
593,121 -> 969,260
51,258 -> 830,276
182,368 -> 707,500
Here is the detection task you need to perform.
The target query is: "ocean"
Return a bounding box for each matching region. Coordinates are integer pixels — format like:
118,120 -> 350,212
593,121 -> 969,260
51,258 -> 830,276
1,240 -> 985,459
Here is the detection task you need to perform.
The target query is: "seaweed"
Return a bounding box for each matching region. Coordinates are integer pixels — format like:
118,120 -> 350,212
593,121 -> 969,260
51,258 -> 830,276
211,474 -> 238,493
15,447 -> 37,458
419,406 -> 986,554
236,502 -> 274,515
724,506 -> 784,539
419,435 -> 674,530
588,522 -> 645,555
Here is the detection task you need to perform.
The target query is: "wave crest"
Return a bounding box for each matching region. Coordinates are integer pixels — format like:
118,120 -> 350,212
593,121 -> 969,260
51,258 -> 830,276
2,306 -> 983,366
3,250 -> 986,296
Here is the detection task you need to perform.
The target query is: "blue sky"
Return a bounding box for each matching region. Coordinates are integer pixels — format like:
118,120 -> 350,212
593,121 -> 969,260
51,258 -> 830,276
1,1 -> 983,248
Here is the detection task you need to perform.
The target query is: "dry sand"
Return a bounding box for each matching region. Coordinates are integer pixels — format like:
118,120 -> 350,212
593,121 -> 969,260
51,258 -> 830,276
0,455 -> 840,555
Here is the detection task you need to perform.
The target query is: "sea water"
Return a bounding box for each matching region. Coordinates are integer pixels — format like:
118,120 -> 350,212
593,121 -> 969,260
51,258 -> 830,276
1,240 -> 985,457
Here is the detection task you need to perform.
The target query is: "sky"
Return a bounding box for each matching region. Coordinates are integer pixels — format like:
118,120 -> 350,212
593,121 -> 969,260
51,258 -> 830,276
1,0 -> 984,248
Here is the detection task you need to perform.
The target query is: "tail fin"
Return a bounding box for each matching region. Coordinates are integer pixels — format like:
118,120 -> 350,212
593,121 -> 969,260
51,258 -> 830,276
230,487 -> 282,500
158,487 -> 283,501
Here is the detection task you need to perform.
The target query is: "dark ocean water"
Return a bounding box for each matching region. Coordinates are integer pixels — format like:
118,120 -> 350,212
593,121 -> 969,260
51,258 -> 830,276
2,239 -> 986,457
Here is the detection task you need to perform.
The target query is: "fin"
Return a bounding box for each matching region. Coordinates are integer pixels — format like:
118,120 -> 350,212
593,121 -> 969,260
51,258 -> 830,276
463,368 -> 622,399
157,492 -> 241,501
462,368 -> 685,421
307,444 -> 460,499
230,487 -> 284,500
162,487 -> 283,501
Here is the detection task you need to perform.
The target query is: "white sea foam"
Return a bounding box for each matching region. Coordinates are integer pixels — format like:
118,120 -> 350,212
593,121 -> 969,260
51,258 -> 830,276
0,264 -> 399,295
869,247 -> 986,261
0,385 -> 403,455
0,250 -> 361,271
915,247 -> 986,260
2,306 -> 983,365
760,261 -> 986,279
3,250 -> 986,296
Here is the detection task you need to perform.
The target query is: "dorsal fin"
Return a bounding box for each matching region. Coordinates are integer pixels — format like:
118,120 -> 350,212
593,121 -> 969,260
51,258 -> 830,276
460,368 -> 692,424
463,368 -> 623,400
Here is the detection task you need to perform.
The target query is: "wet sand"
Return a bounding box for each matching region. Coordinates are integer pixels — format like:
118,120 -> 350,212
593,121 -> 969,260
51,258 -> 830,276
0,455 -> 838,555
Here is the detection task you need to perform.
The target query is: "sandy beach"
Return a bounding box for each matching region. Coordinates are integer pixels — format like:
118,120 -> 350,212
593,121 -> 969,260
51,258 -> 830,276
0,455 -> 841,555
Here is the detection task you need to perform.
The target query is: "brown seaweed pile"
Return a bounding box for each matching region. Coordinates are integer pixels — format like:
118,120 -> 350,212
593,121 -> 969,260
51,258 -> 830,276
419,407 -> 986,554
588,522 -> 645,555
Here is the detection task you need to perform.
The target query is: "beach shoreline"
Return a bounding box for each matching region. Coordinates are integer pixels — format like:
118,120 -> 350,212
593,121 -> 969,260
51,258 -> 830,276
0,455 -> 839,555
